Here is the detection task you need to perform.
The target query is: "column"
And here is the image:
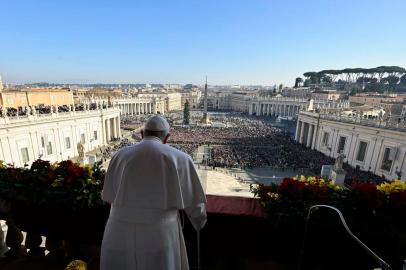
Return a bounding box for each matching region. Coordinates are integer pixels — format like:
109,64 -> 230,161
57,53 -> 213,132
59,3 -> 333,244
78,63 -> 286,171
101,118 -> 106,145
295,120 -> 301,141
112,117 -> 117,139
299,121 -> 305,144
306,124 -> 314,147
106,119 -> 111,142
311,124 -> 317,150
117,117 -> 121,138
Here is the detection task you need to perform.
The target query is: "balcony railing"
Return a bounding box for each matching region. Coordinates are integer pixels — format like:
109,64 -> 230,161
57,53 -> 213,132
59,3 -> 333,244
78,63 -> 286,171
300,111 -> 406,132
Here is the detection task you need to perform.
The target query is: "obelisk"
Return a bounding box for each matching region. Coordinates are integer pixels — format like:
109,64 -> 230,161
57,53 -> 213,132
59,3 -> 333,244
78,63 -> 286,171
201,76 -> 210,124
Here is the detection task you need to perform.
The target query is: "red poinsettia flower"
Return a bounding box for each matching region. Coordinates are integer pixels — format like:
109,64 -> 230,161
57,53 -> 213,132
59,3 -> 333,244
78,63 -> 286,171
56,160 -> 84,185
352,182 -> 383,210
278,178 -> 306,199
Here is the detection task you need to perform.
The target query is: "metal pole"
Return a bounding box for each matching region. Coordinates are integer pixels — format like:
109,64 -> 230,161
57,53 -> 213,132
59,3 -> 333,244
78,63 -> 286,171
197,230 -> 201,270
298,205 -> 392,270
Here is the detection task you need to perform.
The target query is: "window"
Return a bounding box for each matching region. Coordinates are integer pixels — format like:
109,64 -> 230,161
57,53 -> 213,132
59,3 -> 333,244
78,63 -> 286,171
81,134 -> 86,144
41,136 -> 45,148
381,147 -> 394,172
65,137 -> 71,149
94,131 -> 98,140
21,147 -> 30,164
337,136 -> 346,154
356,141 -> 368,162
47,141 -> 53,155
322,132 -> 330,147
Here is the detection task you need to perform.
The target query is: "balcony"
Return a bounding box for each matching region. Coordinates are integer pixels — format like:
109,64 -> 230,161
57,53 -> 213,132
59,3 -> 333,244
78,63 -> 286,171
0,163 -> 405,270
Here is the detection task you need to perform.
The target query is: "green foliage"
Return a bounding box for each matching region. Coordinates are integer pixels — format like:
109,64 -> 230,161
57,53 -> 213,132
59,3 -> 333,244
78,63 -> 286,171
0,159 -> 106,210
301,65 -> 406,92
183,100 -> 190,125
400,74 -> 406,85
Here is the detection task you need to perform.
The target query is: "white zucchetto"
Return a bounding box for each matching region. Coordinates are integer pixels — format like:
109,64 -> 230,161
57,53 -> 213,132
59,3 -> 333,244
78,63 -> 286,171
144,115 -> 170,132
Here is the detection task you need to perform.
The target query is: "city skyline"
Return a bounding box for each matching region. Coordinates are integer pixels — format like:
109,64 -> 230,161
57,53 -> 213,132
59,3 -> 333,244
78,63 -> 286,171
1,0 -> 405,86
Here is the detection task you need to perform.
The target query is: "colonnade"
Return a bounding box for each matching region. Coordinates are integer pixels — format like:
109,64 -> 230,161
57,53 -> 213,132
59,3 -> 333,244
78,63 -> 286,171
255,103 -> 304,117
103,116 -> 121,143
295,119 -> 318,149
117,99 -> 166,116
249,98 -> 349,118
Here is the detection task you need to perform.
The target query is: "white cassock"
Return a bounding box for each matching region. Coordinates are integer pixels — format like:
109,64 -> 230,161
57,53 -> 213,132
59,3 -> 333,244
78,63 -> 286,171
100,137 -> 207,270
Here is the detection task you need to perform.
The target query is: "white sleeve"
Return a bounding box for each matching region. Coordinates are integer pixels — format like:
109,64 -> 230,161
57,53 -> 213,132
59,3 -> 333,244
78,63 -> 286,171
183,157 -> 207,231
185,203 -> 207,231
102,154 -> 117,203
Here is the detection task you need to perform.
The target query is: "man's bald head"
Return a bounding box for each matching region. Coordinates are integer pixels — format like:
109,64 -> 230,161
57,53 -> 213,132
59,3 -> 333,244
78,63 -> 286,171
142,115 -> 170,142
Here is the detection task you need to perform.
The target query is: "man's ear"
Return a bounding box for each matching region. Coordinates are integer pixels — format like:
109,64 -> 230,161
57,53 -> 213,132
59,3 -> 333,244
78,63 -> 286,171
141,130 -> 144,139
163,133 -> 170,144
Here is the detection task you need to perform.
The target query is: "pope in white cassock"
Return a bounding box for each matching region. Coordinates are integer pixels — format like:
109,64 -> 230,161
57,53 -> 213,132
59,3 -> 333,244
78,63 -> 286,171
101,115 -> 207,270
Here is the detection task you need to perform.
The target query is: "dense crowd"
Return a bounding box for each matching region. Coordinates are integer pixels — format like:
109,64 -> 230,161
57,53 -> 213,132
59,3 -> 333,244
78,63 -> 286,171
98,138 -> 134,162
0,103 -> 106,117
121,115 -> 149,131
168,117 -> 329,173
109,114 -> 385,183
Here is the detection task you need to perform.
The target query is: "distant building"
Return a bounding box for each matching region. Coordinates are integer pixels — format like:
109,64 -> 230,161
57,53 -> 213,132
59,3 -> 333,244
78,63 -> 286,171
282,87 -> 312,98
206,91 -> 255,112
340,105 -> 385,118
311,90 -> 347,101
349,93 -> 403,105
114,96 -> 166,115
349,93 -> 405,115
73,88 -> 122,103
249,97 -> 349,118
180,89 -> 202,109
0,88 -> 74,108
296,111 -> 406,181
229,92 -> 254,112
165,92 -> 182,111
207,92 -> 231,111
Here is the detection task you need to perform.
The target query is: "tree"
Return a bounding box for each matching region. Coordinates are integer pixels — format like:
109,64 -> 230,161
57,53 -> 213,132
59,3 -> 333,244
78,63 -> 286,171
384,75 -> 400,90
183,100 -> 190,125
294,77 -> 303,88
400,74 -> 406,85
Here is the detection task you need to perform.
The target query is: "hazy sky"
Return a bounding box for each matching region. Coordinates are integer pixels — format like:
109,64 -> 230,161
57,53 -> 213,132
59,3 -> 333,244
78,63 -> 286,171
0,0 -> 405,86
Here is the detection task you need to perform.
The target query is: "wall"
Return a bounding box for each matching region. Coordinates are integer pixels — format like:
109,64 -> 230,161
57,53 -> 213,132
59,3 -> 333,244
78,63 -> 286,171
296,112 -> 406,181
0,108 -> 120,167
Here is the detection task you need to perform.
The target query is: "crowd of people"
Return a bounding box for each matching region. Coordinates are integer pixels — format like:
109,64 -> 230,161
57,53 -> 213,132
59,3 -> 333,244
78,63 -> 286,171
98,138 -> 134,162
107,113 -> 386,183
0,103 -> 107,117
167,117 -> 330,173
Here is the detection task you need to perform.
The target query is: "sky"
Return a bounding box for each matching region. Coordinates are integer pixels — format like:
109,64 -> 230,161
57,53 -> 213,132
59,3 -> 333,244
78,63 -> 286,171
0,0 -> 405,86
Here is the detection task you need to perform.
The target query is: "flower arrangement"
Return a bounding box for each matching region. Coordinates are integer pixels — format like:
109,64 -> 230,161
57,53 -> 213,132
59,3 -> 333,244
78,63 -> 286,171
251,176 -> 406,230
0,159 -> 106,210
